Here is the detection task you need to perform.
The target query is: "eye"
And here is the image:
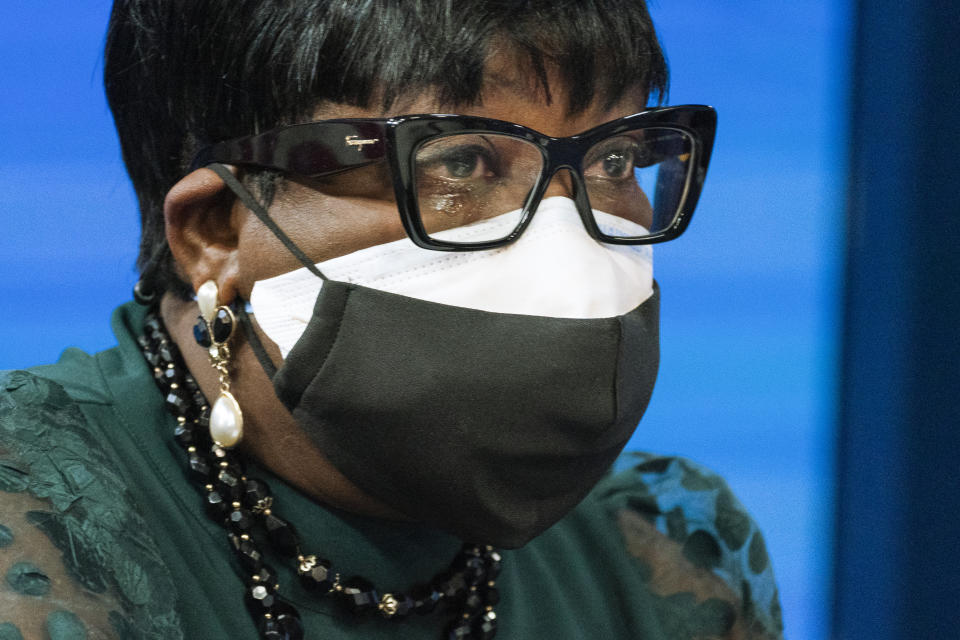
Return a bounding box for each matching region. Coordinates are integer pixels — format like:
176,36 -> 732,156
442,146 -> 485,178
585,137 -> 643,181
419,144 -> 498,181
600,150 -> 633,178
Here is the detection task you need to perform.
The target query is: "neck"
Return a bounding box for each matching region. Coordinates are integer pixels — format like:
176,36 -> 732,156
159,292 -> 406,521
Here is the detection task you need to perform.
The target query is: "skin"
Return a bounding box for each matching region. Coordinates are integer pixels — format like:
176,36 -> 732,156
162,58 -> 647,521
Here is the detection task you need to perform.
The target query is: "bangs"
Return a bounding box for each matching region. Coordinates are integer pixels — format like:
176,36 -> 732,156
249,0 -> 668,127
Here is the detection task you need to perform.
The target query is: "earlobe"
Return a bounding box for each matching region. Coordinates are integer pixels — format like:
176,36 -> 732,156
164,166 -> 242,302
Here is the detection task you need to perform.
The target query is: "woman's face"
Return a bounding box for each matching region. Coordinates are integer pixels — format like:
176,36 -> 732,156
215,65 -> 646,301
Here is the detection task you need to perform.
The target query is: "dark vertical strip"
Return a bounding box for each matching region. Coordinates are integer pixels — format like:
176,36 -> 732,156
835,1 -> 960,638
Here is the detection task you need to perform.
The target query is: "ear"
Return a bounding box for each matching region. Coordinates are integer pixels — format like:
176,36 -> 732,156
164,167 -> 242,303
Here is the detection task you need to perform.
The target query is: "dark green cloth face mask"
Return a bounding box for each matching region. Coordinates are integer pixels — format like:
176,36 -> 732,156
215,163 -> 661,549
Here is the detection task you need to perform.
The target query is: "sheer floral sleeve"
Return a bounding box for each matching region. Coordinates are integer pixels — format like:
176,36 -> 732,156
0,370 -> 182,640
603,453 -> 785,639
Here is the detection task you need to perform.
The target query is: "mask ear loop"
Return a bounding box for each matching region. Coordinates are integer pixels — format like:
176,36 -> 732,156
206,162 -> 325,379
234,298 -> 278,380
206,163 -> 328,280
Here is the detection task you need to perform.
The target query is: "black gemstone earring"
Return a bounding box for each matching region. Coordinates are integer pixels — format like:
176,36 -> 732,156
194,280 -> 243,448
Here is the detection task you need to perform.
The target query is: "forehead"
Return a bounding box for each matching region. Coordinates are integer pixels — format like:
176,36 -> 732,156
312,52 -> 647,138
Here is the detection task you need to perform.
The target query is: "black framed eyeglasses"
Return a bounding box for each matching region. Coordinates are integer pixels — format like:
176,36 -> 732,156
191,105 -> 717,251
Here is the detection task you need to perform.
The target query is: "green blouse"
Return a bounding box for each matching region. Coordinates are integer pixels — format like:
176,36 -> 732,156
0,302 -> 783,640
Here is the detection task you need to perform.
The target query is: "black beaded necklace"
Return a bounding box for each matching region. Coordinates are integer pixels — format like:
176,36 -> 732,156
138,309 -> 501,640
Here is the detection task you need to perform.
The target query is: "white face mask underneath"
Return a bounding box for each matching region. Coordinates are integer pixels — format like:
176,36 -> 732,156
250,197 -> 654,358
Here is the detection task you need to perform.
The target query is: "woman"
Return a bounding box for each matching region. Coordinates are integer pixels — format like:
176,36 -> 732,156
0,1 -> 782,638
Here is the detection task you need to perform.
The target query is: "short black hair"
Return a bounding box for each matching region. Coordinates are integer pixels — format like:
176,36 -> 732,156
104,0 -> 669,299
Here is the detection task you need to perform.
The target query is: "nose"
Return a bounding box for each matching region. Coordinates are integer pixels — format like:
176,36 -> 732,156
540,169 -> 576,201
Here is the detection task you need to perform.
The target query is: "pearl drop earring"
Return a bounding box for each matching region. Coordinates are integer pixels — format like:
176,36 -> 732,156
193,280 -> 243,448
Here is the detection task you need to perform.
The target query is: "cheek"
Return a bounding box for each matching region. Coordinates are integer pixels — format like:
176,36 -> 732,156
232,186 -> 407,297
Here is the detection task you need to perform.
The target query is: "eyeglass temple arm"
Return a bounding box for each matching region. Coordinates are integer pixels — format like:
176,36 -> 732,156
191,121 -> 389,176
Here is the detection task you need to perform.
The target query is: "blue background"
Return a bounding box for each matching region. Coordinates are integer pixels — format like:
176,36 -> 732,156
0,3 -> 847,638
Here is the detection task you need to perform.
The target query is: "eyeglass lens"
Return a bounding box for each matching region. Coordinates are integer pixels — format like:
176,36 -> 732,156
413,127 -> 694,244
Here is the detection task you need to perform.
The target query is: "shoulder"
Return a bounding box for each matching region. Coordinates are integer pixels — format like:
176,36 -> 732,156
0,356 -> 115,502
589,452 -> 785,639
0,364 -> 123,507
0,367 -> 183,639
